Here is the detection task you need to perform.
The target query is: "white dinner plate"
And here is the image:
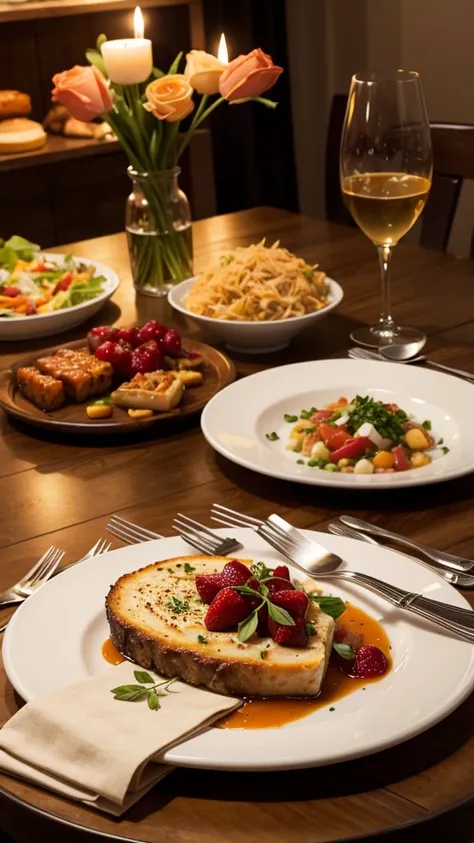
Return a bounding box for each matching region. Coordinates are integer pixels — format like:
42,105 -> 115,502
0,253 -> 119,341
3,529 -> 474,771
201,358 -> 474,488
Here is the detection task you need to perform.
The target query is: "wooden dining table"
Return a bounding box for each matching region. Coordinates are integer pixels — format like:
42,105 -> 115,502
1,206 -> 474,843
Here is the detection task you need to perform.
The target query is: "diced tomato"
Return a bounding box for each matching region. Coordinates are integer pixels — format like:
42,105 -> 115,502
53,273 -> 73,295
384,402 -> 399,413
392,443 -> 410,471
310,409 -> 332,423
26,302 -> 37,315
34,262 -> 50,272
318,423 -> 352,451
329,436 -> 375,463
2,286 -> 20,298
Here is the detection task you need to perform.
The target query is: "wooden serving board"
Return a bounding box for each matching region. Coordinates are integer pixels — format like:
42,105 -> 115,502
0,337 -> 235,434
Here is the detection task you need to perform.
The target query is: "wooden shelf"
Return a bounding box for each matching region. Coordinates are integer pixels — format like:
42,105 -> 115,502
0,0 -> 194,23
0,133 -> 121,172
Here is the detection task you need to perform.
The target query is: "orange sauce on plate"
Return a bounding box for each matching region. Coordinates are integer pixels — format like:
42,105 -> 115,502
220,602 -> 391,729
102,637 -> 125,665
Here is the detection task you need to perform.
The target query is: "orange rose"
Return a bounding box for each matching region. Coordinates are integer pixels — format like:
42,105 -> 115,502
144,75 -> 194,122
219,49 -> 283,102
52,66 -> 114,122
184,50 -> 227,95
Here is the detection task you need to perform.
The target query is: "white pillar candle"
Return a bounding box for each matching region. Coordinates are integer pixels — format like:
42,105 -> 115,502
101,8 -> 152,85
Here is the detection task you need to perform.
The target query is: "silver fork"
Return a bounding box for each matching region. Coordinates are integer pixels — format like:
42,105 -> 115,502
107,514 -> 164,545
328,523 -> 474,588
0,546 -> 64,609
172,513 -> 243,556
348,347 -> 474,382
211,505 -> 474,641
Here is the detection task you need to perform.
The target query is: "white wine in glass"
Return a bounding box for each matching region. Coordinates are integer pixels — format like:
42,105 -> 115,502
340,71 -> 433,347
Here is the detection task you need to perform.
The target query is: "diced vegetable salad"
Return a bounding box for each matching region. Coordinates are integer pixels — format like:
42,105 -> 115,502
268,395 -> 449,474
0,235 -> 106,318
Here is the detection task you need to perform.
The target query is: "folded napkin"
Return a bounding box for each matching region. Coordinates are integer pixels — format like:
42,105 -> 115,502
0,662 -> 241,815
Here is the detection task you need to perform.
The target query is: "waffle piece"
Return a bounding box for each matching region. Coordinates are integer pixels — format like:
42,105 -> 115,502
16,366 -> 65,411
111,370 -> 184,412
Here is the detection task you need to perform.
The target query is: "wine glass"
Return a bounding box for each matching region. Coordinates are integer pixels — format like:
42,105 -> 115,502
340,70 -> 433,347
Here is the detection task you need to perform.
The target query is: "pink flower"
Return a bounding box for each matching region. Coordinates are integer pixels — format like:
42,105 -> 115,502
219,49 -> 283,103
52,66 -> 114,122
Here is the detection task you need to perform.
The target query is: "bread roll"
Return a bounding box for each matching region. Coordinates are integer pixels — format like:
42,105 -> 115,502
0,91 -> 31,119
0,118 -> 46,154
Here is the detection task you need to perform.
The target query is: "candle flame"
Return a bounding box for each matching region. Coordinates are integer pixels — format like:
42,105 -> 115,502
217,32 -> 229,64
134,6 -> 144,39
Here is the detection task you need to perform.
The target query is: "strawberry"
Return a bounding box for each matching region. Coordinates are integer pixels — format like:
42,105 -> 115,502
220,560 -> 252,588
195,573 -> 223,604
271,589 -> 308,618
268,616 -> 308,647
267,575 -> 294,595
205,587 -> 250,631
352,645 -> 389,678
273,565 -> 291,581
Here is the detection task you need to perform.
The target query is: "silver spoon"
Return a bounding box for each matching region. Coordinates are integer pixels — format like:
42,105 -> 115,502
379,344 -> 474,381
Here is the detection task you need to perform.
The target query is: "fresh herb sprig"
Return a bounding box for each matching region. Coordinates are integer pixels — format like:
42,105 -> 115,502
234,583 -> 295,642
184,562 -> 196,574
308,595 -> 346,619
111,672 -> 178,710
167,596 -> 189,613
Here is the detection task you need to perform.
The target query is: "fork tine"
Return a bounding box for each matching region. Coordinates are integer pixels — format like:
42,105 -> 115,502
30,549 -> 64,588
109,515 -> 163,541
258,524 -> 295,560
17,546 -> 56,588
27,547 -> 60,587
96,539 -> 112,555
172,519 -> 220,553
175,513 -> 223,541
173,525 -> 215,555
107,520 -> 154,544
211,504 -> 263,527
107,523 -> 139,545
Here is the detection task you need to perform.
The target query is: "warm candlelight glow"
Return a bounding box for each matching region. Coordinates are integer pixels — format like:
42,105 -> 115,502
217,33 -> 229,64
134,6 -> 144,39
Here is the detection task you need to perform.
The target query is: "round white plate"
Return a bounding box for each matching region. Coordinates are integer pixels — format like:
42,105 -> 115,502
201,358 -> 474,489
3,529 -> 474,771
168,276 -> 344,353
0,253 -> 119,341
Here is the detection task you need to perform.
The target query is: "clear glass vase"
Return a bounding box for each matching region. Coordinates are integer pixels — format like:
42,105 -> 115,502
126,166 -> 193,297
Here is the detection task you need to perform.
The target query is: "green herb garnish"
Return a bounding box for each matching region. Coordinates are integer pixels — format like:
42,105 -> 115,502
251,561 -> 274,581
333,642 -> 356,660
234,583 -> 295,643
111,671 -> 178,710
309,595 -> 346,619
442,446 -> 450,455
167,596 -> 189,613
329,707 -> 335,712
305,622 -> 317,637
299,407 -> 317,420
184,562 -> 196,574
197,634 -> 207,644
260,650 -> 268,660
296,458 -> 305,465
438,438 -> 444,445
347,395 -> 407,442
422,420 -> 432,430
266,432 -> 280,441
284,414 -> 298,423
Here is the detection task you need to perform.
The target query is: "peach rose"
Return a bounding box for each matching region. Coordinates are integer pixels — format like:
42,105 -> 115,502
219,49 -> 283,102
144,75 -> 194,123
52,65 -> 113,122
184,50 -> 227,95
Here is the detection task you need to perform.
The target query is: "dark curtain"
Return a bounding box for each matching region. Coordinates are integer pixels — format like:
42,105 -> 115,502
203,0 -> 298,215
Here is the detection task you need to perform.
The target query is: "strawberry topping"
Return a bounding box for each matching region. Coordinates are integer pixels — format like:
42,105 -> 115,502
195,573 -> 223,604
268,616 -> 308,647
352,645 -> 389,678
220,560 -> 252,588
204,587 -> 250,631
271,589 -> 308,618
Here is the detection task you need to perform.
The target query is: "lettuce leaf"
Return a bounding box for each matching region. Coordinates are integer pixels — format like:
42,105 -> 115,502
4,235 -> 40,261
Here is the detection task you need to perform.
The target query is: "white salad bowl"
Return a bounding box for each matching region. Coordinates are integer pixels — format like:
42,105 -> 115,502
0,253 -> 119,341
168,276 -> 344,353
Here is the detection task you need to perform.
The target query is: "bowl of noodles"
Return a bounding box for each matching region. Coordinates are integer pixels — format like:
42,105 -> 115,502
168,241 -> 344,353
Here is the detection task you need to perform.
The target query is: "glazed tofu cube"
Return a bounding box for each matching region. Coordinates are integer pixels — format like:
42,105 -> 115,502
16,366 -> 65,411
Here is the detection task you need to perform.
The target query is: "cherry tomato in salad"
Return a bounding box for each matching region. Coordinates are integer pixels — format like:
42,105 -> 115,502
162,329 -> 182,356
329,436 -> 375,463
318,423 -> 352,450
392,443 -> 410,471
34,262 -> 50,273
310,409 -> 333,423
384,402 -> 399,413
2,286 -> 20,297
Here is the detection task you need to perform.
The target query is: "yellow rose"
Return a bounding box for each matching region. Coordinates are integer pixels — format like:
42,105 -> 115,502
144,74 -> 194,123
184,50 -> 227,95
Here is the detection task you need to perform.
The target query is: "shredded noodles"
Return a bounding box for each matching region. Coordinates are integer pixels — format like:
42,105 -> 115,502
184,240 -> 330,322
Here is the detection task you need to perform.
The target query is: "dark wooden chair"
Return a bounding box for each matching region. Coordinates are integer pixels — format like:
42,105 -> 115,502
325,94 -> 474,256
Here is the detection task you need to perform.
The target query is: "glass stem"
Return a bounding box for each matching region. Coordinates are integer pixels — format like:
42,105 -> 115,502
376,244 -> 396,333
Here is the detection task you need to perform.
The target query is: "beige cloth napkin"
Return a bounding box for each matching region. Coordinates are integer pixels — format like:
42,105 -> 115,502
0,662 -> 241,815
